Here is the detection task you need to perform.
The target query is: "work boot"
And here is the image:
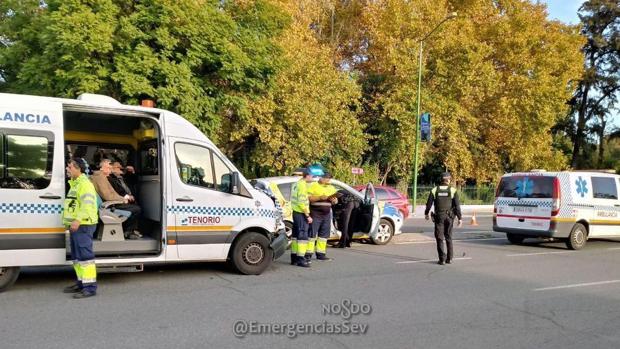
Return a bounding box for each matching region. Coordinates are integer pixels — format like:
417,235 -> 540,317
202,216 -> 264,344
304,253 -> 313,264
445,259 -> 452,264
316,253 -> 331,261
438,260 -> 445,265
73,290 -> 96,299
63,284 -> 82,293
296,256 -> 310,268
290,254 -> 297,265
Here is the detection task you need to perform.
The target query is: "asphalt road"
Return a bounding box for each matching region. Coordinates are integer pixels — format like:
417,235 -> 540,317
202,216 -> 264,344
2,218 -> 620,349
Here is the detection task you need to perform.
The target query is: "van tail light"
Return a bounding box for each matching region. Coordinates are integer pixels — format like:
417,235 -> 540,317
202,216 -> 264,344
551,177 -> 561,216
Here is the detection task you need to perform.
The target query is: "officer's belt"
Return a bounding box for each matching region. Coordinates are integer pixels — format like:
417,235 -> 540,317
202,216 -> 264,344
311,202 -> 332,207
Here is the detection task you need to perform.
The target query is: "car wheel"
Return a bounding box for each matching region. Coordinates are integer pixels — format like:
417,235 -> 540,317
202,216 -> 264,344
506,233 -> 525,244
566,223 -> 587,250
372,219 -> 394,245
230,232 -> 273,275
0,267 -> 20,293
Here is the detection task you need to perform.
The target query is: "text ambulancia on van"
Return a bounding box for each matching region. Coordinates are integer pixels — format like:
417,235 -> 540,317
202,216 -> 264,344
0,93 -> 287,292
493,170 -> 620,250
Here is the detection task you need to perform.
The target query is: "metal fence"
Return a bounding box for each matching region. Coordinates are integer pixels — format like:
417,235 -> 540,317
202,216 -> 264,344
407,185 -> 496,205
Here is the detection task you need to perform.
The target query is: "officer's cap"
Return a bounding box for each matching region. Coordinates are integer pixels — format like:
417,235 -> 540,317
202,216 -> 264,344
441,172 -> 452,179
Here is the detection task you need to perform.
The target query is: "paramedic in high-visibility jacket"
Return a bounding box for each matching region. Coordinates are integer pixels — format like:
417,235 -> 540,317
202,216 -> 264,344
63,158 -> 99,299
290,169 -> 314,268
307,172 -> 338,261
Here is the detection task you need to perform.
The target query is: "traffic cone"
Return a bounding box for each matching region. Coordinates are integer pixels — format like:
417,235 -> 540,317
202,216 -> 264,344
470,211 -> 479,226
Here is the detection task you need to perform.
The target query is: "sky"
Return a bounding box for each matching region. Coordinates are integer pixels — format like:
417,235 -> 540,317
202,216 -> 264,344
541,0 -> 585,24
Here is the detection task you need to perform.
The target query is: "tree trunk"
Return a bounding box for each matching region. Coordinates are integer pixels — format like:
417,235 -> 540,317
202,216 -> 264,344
598,119 -> 606,168
571,82 -> 590,169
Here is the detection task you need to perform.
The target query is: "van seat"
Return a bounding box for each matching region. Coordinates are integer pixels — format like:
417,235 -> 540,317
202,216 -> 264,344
96,194 -> 131,242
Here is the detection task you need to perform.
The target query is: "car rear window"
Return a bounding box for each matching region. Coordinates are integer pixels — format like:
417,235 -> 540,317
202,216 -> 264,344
497,176 -> 554,199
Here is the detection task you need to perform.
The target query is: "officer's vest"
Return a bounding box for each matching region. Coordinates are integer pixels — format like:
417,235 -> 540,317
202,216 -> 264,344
291,179 -> 310,214
63,174 -> 99,226
432,186 -> 456,213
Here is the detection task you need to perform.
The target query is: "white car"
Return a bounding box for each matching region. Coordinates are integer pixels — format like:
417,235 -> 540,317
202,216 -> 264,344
253,176 -> 404,245
493,170 -> 620,249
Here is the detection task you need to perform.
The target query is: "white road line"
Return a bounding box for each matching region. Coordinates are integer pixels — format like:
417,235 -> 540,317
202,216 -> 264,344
507,251 -> 575,257
533,280 -> 620,292
395,237 -> 505,245
607,247 -> 620,250
395,241 -> 436,245
456,238 -> 506,242
396,257 -> 472,264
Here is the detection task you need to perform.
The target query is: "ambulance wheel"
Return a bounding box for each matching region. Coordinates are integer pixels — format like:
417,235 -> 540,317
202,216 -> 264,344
506,233 -> 525,244
372,219 -> 394,245
566,223 -> 587,250
0,267 -> 20,293
230,232 -> 273,275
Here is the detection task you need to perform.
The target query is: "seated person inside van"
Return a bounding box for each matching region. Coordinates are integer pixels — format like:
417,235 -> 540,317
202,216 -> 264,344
91,159 -> 142,240
109,161 -> 138,200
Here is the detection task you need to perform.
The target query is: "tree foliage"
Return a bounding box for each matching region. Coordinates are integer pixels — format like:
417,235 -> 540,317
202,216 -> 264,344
0,0 -> 590,184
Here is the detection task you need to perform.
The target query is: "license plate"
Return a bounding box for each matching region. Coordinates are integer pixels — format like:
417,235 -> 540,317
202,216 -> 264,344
513,206 -> 534,214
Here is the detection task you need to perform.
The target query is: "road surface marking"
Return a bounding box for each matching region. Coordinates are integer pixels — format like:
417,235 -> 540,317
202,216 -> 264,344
607,247 -> 620,250
507,251 -> 575,257
533,280 -> 620,291
396,237 -> 505,245
396,257 -> 472,264
395,241 -> 436,245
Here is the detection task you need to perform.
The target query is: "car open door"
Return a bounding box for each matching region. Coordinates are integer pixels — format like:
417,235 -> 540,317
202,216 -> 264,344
351,183 -> 380,234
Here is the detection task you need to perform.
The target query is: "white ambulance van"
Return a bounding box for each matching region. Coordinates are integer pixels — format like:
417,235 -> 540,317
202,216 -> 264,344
493,170 -> 620,250
0,93 -> 287,292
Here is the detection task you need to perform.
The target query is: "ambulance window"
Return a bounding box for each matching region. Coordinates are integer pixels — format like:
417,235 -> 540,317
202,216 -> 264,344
1,133 -> 53,190
174,143 -> 215,189
592,177 -> 618,200
497,176 -> 553,198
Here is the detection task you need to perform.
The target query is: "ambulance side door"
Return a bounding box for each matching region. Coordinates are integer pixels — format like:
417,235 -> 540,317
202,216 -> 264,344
168,137 -> 241,260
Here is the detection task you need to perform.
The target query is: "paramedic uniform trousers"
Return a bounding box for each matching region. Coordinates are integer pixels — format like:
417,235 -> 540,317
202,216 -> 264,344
69,225 -> 98,293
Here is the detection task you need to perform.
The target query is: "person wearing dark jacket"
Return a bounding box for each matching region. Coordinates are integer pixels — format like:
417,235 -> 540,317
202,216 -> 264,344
424,172 -> 463,265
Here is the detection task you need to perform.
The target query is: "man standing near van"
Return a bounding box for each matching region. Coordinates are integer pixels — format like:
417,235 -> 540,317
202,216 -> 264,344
307,173 -> 338,261
290,169 -> 314,268
63,158 -> 99,299
424,172 -> 463,265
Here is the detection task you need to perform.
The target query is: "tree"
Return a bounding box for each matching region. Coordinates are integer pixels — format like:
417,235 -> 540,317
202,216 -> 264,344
569,0 -> 619,169
233,0 -> 368,177
357,0 -> 583,184
0,0 -> 287,145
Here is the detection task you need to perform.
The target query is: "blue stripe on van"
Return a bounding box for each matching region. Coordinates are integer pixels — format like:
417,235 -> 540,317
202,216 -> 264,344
0,203 -> 63,214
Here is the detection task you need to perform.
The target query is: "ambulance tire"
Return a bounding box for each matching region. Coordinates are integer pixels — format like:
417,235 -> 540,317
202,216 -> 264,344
230,232 -> 273,275
0,267 -> 20,293
566,223 -> 587,250
506,233 -> 525,244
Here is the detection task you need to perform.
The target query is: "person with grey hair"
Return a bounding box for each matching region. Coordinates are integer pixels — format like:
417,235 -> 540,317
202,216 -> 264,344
91,158 -> 142,239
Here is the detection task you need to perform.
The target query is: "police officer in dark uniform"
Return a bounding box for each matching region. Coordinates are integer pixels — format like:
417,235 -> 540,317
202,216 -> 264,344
424,172 -> 462,265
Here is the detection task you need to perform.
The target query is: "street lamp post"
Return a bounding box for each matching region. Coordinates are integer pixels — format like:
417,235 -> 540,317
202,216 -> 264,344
411,12 -> 457,213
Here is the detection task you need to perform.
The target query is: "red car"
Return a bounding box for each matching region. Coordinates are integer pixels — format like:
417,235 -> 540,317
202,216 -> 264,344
354,185 -> 412,219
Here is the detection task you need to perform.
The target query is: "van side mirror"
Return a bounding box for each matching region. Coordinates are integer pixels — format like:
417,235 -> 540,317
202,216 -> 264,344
226,172 -> 240,195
